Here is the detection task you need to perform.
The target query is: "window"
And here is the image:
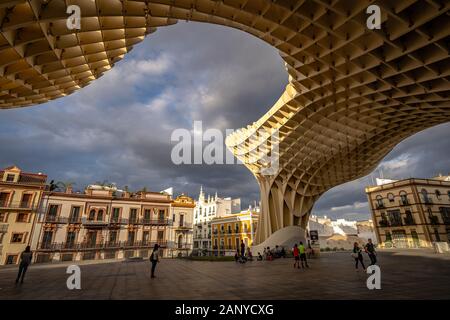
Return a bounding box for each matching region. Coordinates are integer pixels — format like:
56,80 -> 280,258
387,193 -> 395,203
97,210 -> 104,221
421,189 -> 431,203
399,191 -> 408,205
376,195 -> 384,208
6,174 -> 15,182
66,232 -> 76,247
411,231 -> 420,247
228,225 -> 232,233
439,207 -> 450,224
70,207 -> 81,223
158,209 -> 165,220
435,190 -> 441,200
385,231 -> 392,242
129,209 -> 138,223
0,212 -> 5,222
128,231 -> 136,244
42,231 -> 53,247
20,194 -> 32,208
179,214 -> 184,227
11,233 -> 24,243
172,214 -> 176,223
388,210 -> 402,226
111,208 -> 120,222
405,210 -> 415,225
88,209 -> 96,220
16,213 -> 28,222
157,231 -> 164,240
0,192 -> 10,206
143,231 -> 150,243
109,231 -> 118,243
144,209 -> 151,220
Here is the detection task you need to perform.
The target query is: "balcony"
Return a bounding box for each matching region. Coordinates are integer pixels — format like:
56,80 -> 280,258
37,240 -> 168,251
375,203 -> 385,209
389,220 -> 403,227
82,218 -> 109,227
175,222 -> 192,229
0,201 -> 38,210
109,218 -> 127,225
44,215 -> 67,224
140,219 -> 171,226
128,218 -> 140,225
0,223 -> 8,233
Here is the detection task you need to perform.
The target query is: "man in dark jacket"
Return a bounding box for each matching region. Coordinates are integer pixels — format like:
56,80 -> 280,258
365,239 -> 377,265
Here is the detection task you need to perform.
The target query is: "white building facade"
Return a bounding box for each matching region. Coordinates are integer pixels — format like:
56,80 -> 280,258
193,186 -> 241,252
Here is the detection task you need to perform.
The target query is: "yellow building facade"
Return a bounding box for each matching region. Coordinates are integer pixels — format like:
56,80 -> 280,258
211,211 -> 258,254
0,166 -> 47,265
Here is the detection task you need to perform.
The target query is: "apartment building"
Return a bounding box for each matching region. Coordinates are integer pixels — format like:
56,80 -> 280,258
167,194 -> 195,257
210,211 -> 258,255
0,166 -> 47,265
366,175 -> 450,248
193,186 -> 241,252
31,185 -> 173,263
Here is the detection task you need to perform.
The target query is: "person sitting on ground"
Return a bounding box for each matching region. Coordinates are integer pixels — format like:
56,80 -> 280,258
280,246 -> 286,258
246,247 -> 253,261
234,249 -> 240,263
257,252 -> 263,261
274,245 -> 280,258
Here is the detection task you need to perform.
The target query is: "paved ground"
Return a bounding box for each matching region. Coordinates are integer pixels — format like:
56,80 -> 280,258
0,249 -> 449,299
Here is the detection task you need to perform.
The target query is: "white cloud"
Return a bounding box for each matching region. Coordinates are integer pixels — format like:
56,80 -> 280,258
331,201 -> 368,212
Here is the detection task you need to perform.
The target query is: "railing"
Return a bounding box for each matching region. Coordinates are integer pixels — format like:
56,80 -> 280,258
176,222 -> 192,229
128,217 -> 139,225
81,218 -> 109,226
0,223 -> 8,233
37,240 -> 168,251
109,217 -> 126,224
375,203 -> 385,209
44,215 -> 67,224
140,219 -> 172,226
0,201 -> 38,210
389,220 -> 403,227
167,241 -> 192,250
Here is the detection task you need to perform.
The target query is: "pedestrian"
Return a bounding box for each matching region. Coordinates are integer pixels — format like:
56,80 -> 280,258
293,244 -> 300,269
150,244 -> 160,278
240,240 -> 245,258
364,238 -> 377,265
352,242 -> 366,271
16,245 -> 32,284
299,241 -> 309,268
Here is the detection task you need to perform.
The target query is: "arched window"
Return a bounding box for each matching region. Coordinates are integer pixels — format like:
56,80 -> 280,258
387,193 -> 395,203
376,195 -> 384,208
421,189 -> 431,203
97,210 -> 104,221
399,191 -> 408,205
89,209 -> 96,221
435,190 -> 441,200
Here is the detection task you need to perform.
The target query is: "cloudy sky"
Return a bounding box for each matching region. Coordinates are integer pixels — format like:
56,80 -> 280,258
0,22 -> 449,221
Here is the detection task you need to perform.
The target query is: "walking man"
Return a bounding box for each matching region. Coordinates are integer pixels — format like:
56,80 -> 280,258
150,244 -> 160,278
299,241 -> 309,268
16,246 -> 32,284
365,239 -> 377,265
240,240 -> 245,258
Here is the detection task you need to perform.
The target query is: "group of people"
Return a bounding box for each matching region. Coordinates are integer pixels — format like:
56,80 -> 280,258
234,240 -> 252,263
352,238 -> 377,271
257,245 -> 287,261
292,242 -> 309,269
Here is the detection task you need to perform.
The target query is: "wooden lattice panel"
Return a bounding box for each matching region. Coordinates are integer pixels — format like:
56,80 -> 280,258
1,0 -> 449,244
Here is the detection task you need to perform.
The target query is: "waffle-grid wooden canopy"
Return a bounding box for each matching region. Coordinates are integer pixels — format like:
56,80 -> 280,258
1,0 -> 449,244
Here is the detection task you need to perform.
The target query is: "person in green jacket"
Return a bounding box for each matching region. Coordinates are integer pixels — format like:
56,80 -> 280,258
298,241 -> 309,268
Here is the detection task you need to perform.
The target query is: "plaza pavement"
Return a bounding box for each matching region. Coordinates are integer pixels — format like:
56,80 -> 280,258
0,249 -> 449,300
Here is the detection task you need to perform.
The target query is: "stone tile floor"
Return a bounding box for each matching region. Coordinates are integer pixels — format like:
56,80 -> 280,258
0,249 -> 449,299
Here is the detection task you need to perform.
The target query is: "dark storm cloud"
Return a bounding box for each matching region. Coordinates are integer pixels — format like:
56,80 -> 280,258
0,22 -> 449,217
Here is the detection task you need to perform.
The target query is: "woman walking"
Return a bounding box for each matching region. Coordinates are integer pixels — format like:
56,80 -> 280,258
150,244 -> 160,278
16,246 -> 32,284
352,242 -> 366,271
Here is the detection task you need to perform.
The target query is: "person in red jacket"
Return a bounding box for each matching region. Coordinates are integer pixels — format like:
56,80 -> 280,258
293,244 -> 300,269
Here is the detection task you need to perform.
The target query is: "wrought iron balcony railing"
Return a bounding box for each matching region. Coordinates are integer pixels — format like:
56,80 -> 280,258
38,240 -> 168,251
0,201 -> 38,210
81,218 -> 109,226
